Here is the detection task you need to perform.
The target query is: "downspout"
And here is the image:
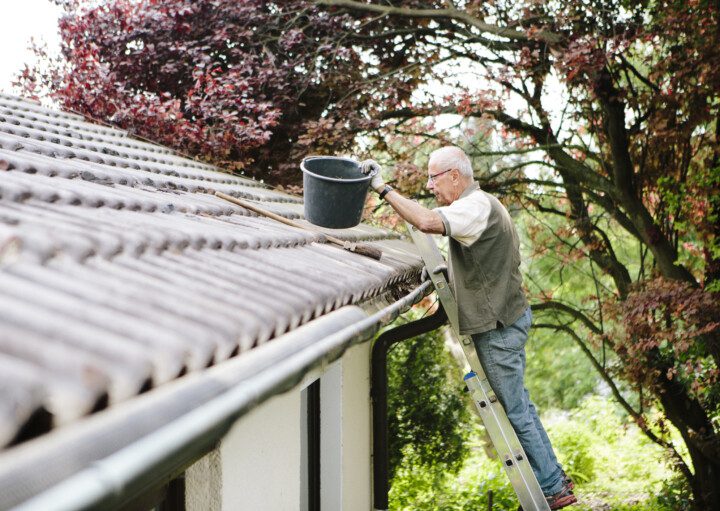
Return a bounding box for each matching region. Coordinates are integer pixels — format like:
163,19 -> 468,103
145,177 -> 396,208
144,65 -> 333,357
371,305 -> 447,511
4,280 -> 432,511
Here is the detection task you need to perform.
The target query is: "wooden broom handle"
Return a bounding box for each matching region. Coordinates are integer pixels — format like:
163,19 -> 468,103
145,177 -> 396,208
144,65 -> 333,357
214,191 -> 362,248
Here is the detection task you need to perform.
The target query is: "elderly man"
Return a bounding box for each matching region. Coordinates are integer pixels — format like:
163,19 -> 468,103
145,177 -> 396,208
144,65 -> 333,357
362,146 -> 576,510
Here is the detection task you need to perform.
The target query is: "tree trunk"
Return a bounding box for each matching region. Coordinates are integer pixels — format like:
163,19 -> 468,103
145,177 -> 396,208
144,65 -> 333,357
689,454 -> 720,511
656,374 -> 720,510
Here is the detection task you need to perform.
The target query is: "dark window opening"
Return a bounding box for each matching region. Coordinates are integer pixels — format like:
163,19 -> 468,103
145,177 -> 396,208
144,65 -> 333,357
158,475 -> 185,511
308,379 -> 321,511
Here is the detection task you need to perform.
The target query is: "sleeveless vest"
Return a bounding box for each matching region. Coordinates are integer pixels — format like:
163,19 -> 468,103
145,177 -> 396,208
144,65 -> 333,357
443,184 -> 528,334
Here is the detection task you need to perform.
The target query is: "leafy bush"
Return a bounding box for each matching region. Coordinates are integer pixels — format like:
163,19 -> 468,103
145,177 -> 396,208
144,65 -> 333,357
545,396 -> 680,509
390,439 -> 517,511
654,475 -> 693,511
390,391 -> 682,510
548,420 -> 596,484
387,327 -> 471,481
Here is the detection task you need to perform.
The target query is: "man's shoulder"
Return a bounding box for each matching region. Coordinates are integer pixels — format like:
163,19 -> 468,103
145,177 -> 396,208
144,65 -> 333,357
477,190 -> 509,213
477,189 -> 497,202
457,188 -> 491,206
441,191 -> 491,218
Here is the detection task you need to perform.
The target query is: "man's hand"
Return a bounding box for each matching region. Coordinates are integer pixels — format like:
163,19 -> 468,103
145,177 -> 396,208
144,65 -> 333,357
359,158 -> 444,234
360,159 -> 385,192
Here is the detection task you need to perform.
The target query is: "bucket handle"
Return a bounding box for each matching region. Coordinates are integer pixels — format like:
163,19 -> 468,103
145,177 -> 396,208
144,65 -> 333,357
300,155 -> 377,179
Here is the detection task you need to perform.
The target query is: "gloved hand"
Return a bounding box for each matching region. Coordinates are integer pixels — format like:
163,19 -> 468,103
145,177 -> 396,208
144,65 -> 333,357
360,159 -> 385,192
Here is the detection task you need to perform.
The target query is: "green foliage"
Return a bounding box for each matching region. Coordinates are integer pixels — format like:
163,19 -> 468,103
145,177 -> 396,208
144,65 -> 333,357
524,326 -> 598,411
549,421 -> 596,484
386,325 -> 471,481
390,437 -> 517,511
546,396 -> 680,509
654,475 -> 694,511
391,392 -> 683,510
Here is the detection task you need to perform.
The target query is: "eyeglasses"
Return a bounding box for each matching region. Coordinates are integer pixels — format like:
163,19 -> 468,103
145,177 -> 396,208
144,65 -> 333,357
427,168 -> 454,184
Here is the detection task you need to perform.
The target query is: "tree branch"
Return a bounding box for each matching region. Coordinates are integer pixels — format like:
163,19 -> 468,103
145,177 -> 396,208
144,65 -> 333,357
583,189 -> 642,240
532,301 -> 602,334
315,0 -> 562,45
593,68 -> 698,285
533,322 -> 694,482
619,54 -> 660,93
487,109 -> 618,196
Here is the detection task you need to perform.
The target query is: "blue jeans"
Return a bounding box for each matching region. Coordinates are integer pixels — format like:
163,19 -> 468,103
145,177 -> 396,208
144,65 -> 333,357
471,307 -> 564,495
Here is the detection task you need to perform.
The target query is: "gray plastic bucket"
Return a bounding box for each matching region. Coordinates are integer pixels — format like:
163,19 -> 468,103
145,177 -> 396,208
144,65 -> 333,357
300,156 -> 376,229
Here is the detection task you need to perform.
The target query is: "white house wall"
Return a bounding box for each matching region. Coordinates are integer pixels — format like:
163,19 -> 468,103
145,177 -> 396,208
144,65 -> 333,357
185,341 -> 373,511
185,449 -> 223,511
220,389 -> 303,510
320,361 -> 343,510
339,341 -> 372,511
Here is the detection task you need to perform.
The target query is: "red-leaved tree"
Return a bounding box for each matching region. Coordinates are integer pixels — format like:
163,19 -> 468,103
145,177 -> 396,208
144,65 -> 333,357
20,0 -> 423,184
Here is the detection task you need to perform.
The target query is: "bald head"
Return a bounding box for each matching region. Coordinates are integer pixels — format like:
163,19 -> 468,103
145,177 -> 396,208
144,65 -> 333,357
428,146 -> 473,179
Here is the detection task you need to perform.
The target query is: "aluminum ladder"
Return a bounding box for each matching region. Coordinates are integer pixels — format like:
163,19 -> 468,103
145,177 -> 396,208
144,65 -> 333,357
408,226 -> 550,511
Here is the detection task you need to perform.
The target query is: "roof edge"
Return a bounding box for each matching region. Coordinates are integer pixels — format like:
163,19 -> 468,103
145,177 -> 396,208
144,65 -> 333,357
2,280 -> 432,510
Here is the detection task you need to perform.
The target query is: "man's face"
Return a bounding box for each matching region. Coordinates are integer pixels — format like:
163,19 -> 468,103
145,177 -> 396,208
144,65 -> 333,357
426,161 -> 459,206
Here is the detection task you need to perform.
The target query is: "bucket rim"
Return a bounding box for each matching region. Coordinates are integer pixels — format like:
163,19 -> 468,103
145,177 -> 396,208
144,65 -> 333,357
301,155 -> 377,184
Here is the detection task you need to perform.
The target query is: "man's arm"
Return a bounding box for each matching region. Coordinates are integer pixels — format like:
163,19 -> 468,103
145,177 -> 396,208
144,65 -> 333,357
382,189 -> 445,235
360,159 -> 445,235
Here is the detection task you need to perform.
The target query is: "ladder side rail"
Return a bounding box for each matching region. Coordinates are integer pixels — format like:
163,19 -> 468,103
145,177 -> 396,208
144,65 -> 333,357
408,226 -> 550,511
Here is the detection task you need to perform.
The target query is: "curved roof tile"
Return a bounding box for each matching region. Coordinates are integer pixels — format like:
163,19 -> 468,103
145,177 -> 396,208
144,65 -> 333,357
0,93 -> 422,451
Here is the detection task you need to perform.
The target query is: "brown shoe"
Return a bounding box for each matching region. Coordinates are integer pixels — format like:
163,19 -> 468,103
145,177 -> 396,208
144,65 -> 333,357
546,481 -> 577,510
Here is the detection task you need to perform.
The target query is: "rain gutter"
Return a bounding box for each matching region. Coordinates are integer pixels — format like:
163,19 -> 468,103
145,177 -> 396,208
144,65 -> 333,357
371,305 -> 448,511
1,280 -> 432,511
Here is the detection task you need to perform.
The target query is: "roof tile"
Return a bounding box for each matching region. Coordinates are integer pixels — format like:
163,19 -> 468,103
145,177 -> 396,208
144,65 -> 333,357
0,94 -> 423,451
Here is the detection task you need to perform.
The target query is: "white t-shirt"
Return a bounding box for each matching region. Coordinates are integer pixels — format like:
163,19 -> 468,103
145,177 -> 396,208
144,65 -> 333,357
434,190 -> 491,247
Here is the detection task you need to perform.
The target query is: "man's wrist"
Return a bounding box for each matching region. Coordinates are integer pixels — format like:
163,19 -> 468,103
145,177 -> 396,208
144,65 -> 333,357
378,184 -> 393,200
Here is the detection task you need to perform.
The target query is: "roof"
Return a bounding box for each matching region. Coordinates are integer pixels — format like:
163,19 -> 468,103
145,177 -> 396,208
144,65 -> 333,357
0,93 -> 422,452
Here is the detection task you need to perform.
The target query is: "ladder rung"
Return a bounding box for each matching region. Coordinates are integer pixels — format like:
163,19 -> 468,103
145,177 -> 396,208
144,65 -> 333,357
411,226 -> 551,511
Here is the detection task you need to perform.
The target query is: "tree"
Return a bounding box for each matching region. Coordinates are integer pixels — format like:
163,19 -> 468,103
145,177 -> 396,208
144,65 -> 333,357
20,0 -> 394,185
23,0 -> 720,507
306,1 -> 720,507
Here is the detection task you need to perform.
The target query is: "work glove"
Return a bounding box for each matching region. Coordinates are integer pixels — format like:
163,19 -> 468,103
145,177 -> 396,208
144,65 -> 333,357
360,159 -> 385,192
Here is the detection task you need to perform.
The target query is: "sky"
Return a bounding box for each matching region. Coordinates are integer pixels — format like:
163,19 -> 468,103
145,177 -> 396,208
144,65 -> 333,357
0,0 -> 63,94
